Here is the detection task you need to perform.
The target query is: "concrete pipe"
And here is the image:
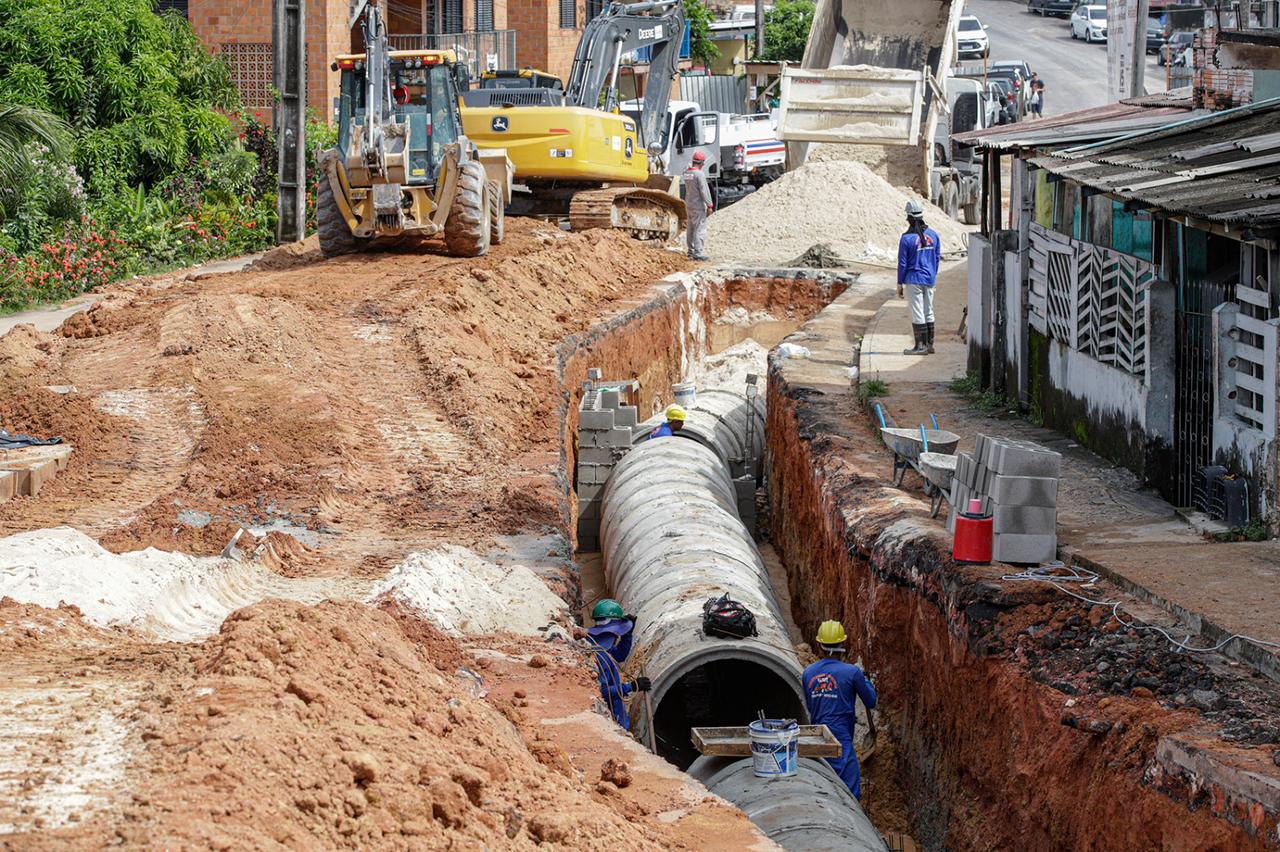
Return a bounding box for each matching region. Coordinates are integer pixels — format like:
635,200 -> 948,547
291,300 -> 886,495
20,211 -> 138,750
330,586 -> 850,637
636,388 -> 765,480
600,436 -> 806,768
687,756 -> 888,852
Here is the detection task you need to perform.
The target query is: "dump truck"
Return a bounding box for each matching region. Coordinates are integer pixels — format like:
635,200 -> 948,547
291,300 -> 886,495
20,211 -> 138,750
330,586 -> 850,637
460,0 -> 689,238
776,0 -> 967,217
317,1 -> 512,257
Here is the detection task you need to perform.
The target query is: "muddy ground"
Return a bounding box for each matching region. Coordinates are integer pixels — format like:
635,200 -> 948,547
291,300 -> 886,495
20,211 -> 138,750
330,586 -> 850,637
0,223 -> 787,848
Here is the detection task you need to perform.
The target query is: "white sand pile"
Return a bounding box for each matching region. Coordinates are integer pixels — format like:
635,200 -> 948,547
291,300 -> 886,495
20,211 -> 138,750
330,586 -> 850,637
368,545 -> 568,637
706,160 -> 970,267
0,527 -> 374,641
693,338 -> 769,390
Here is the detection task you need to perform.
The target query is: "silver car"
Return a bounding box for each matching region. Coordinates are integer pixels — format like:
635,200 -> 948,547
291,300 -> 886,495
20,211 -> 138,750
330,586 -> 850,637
1070,4 -> 1108,42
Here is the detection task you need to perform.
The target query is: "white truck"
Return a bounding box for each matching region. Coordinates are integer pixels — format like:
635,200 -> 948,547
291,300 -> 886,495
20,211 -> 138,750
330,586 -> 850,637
929,76 -> 995,224
620,99 -> 786,207
776,0 -> 976,221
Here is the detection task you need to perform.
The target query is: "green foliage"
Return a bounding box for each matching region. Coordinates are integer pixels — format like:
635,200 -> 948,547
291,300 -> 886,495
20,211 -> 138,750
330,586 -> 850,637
762,0 -> 814,62
949,372 -> 1010,414
683,0 -> 720,66
0,221 -> 122,312
1211,516 -> 1270,543
0,141 -> 86,247
0,103 -> 71,214
0,0 -> 238,191
858,378 -> 890,402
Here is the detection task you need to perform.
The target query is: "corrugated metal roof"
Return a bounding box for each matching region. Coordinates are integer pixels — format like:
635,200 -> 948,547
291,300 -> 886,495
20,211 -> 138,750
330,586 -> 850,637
1030,100 -> 1280,231
953,88 -> 1199,149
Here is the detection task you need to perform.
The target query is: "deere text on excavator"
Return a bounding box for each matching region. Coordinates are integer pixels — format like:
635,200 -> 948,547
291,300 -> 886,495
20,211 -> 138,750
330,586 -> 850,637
461,0 -> 688,239
317,0 -> 513,257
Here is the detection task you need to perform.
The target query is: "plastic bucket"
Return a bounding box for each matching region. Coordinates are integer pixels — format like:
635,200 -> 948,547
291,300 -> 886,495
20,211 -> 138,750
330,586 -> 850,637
749,719 -> 799,778
673,382 -> 697,409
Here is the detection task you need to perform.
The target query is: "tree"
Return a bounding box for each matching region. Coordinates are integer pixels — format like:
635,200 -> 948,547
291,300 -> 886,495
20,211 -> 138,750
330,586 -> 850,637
684,0 -> 720,67
0,103 -> 69,218
762,0 -> 814,62
0,0 -> 238,191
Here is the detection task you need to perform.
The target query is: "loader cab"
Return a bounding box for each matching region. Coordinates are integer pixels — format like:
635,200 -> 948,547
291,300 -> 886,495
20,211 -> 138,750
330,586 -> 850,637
333,50 -> 466,184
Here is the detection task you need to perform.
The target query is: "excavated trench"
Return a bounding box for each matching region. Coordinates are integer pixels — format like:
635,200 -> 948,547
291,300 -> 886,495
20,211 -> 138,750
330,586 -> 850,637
562,270 -> 1280,851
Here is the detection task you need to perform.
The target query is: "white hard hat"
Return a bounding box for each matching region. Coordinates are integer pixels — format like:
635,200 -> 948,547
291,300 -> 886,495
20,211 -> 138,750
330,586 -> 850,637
905,199 -> 924,217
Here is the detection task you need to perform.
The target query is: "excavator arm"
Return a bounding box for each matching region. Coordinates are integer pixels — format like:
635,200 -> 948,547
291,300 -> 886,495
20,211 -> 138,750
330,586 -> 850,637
562,0 -> 685,152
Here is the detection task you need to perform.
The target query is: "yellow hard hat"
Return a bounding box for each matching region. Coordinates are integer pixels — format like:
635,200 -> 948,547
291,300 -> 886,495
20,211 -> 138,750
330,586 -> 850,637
816,620 -> 847,645
665,404 -> 687,422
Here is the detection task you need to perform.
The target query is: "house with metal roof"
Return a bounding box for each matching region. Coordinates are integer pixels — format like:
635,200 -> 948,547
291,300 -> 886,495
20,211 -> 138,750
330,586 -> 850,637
961,97 -> 1280,527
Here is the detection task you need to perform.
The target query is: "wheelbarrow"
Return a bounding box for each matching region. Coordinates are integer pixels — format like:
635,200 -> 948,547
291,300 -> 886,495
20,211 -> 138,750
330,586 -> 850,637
918,451 -> 957,518
875,405 -> 961,487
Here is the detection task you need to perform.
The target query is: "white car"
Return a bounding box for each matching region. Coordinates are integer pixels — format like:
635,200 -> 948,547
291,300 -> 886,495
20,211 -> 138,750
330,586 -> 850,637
1070,4 -> 1108,42
956,15 -> 990,59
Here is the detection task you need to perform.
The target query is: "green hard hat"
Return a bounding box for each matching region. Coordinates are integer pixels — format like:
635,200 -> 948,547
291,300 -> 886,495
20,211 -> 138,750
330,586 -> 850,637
592,599 -> 624,620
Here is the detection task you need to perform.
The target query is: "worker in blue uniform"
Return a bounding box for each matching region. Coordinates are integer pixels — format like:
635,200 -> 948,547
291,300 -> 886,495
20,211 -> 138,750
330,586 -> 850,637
583,599 -> 649,729
647,404 -> 686,439
897,199 -> 942,356
802,619 -> 878,800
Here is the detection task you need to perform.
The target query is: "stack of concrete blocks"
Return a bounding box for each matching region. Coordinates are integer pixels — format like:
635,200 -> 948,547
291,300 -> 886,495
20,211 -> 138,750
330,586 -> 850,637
575,369 -> 639,553
947,434 -> 1061,564
0,444 -> 74,501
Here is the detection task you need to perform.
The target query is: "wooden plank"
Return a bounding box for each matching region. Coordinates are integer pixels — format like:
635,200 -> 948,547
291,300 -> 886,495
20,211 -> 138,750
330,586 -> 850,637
691,725 -> 843,758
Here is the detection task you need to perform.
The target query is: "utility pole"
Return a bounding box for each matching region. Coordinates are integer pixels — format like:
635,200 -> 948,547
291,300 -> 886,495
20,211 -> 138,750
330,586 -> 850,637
1107,0 -> 1150,100
273,0 -> 307,243
755,0 -> 764,57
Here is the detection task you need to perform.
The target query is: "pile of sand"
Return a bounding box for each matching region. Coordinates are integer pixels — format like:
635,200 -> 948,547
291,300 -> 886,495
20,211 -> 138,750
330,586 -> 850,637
705,160 -> 970,267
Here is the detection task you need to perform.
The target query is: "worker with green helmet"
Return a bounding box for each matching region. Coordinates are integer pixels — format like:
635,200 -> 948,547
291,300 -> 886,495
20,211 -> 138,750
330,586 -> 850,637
802,619 -> 878,799
648,404 -> 686,439
584,598 -> 650,729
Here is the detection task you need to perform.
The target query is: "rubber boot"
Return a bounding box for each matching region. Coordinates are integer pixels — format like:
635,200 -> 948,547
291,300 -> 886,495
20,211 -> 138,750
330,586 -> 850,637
925,322 -> 935,355
903,324 -> 928,355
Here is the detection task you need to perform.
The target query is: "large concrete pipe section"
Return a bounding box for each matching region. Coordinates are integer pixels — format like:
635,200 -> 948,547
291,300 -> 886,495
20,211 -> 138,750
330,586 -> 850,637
635,387 -> 765,479
688,757 -> 888,851
600,435 -> 806,768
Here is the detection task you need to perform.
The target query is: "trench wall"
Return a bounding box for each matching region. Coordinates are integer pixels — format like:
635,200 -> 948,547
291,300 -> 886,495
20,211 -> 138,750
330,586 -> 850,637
766,284 -> 1276,851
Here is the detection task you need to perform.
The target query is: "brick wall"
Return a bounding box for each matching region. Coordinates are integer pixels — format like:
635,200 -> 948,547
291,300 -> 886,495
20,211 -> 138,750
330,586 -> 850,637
1194,28 -> 1255,110
188,0 -> 352,121
508,0 -> 583,80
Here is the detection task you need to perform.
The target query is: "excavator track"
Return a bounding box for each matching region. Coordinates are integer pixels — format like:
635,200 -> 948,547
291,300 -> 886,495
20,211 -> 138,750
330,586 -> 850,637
568,187 -> 686,240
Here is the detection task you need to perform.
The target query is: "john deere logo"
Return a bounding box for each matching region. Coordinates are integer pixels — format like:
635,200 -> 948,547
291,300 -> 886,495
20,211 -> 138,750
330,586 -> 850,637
624,137 -> 634,159
491,116 -> 509,132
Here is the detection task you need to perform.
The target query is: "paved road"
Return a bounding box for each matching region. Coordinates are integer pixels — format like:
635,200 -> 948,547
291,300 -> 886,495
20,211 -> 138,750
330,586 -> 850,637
967,0 -> 1167,116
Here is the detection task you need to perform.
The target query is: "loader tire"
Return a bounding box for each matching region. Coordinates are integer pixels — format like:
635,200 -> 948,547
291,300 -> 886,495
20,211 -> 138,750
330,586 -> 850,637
316,151 -> 362,257
443,160 -> 490,258
487,180 -> 505,246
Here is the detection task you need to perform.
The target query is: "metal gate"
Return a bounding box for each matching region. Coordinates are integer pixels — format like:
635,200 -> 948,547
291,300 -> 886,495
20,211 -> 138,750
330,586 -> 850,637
1173,280 -> 1233,507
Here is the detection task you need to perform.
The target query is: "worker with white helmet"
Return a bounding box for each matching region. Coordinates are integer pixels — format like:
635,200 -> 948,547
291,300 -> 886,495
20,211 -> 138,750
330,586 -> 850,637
682,150 -> 713,261
648,404 -> 686,439
802,620 -> 878,800
897,199 -> 941,356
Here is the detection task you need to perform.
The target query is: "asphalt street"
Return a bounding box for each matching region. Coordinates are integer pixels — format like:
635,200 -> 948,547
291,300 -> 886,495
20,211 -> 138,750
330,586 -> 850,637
966,0 -> 1167,115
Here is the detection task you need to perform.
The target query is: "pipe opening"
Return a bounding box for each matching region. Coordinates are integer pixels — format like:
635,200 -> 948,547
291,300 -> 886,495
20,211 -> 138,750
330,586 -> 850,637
654,659 -> 807,769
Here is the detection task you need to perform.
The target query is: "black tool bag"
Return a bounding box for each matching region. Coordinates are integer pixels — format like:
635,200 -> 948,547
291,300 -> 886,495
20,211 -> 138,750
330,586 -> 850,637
702,593 -> 757,639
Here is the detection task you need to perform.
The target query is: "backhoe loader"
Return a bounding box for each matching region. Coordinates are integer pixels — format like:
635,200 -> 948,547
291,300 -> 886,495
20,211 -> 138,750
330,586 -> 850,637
317,1 -> 512,257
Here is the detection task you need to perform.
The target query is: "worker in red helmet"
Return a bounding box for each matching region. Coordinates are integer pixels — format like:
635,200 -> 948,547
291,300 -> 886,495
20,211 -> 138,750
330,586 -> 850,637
681,149 -> 714,261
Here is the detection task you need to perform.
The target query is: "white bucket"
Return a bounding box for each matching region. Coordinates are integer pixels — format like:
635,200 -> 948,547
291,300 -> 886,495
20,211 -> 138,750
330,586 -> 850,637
673,382 -> 697,409
749,719 -> 799,778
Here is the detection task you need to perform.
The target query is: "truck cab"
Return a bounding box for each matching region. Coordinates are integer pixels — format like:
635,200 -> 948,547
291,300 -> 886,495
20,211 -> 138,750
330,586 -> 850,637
620,99 -> 720,178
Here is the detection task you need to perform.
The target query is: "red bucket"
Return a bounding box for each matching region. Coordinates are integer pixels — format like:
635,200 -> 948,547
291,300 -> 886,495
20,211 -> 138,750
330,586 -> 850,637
953,498 -> 992,564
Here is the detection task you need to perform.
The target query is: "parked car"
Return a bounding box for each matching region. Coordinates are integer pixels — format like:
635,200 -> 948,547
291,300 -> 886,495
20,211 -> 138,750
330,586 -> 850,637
1145,19 -> 1165,53
991,60 -> 1035,109
956,15 -> 990,59
1028,0 -> 1073,16
988,77 -> 1020,123
985,68 -> 1028,116
1070,4 -> 1108,42
1159,31 -> 1195,65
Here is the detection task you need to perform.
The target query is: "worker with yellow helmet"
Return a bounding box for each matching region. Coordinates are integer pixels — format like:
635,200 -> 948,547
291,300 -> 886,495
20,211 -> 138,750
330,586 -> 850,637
802,619 -> 878,800
647,404 -> 686,440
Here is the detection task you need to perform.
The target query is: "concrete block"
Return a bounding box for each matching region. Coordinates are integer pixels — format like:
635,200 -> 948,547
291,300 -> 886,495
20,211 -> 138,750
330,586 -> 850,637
989,474 -> 1058,507
576,530 -> 600,553
605,428 -> 633,448
992,504 -> 1058,535
614,406 -> 638,427
599,389 -> 621,410
578,409 -> 615,430
577,499 -> 601,521
578,447 -> 617,466
576,476 -> 608,497
993,532 -> 1057,564
0,470 -> 13,502
990,442 -> 1061,478
0,458 -> 57,496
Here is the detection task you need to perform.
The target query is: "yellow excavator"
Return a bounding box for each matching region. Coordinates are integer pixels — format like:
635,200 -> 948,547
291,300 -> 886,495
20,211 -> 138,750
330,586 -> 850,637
460,0 -> 688,238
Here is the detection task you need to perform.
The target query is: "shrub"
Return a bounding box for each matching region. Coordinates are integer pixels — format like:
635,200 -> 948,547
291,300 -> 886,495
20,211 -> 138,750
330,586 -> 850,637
0,220 -> 122,311
762,0 -> 814,62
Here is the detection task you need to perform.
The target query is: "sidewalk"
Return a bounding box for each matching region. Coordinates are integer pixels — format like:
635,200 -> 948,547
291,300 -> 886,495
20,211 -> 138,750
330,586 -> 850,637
858,261 -> 1280,678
